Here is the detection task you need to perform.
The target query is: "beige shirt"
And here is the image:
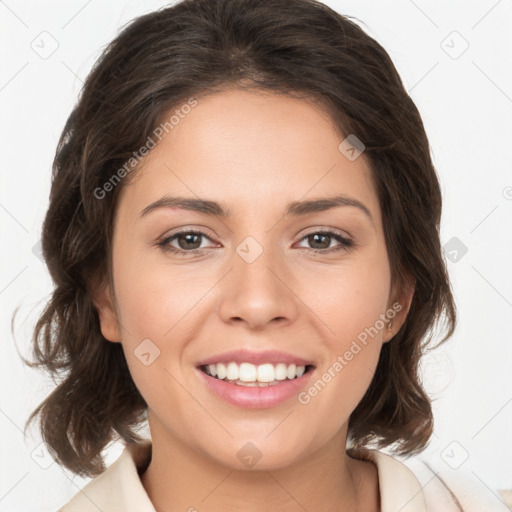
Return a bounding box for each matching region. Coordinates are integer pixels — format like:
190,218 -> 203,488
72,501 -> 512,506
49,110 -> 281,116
58,440 -> 507,511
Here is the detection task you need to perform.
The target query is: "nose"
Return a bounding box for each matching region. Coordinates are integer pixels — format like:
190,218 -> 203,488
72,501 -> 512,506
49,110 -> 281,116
217,239 -> 299,331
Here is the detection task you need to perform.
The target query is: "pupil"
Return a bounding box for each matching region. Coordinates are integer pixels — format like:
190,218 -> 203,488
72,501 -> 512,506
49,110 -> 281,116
310,233 -> 329,249
179,233 -> 201,250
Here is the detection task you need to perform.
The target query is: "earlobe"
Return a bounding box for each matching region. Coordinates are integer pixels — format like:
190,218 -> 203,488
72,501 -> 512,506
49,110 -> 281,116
90,277 -> 121,343
383,319 -> 395,343
383,276 -> 416,343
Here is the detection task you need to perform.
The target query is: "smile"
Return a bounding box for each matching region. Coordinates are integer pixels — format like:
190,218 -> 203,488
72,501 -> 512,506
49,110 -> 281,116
200,362 -> 314,387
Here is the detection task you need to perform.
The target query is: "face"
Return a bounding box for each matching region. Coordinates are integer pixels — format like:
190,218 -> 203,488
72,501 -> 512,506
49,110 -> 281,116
96,88 -> 410,470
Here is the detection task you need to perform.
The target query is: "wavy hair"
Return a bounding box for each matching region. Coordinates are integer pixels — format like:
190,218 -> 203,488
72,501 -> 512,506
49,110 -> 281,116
23,0 -> 456,477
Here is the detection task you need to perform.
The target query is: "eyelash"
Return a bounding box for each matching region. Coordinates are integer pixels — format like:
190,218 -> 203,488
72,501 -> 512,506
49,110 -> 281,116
157,228 -> 354,256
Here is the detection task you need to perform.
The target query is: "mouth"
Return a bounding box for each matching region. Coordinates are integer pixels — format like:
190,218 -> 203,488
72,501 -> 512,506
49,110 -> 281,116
195,349 -> 317,408
198,362 -> 316,387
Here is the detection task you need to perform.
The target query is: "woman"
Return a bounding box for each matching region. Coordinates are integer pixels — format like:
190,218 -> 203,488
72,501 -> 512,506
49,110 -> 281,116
25,0 -> 502,510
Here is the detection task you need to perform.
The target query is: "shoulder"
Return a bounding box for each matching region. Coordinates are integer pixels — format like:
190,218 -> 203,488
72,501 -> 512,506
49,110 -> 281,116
397,451 -> 508,512
56,441 -> 509,512
57,441 -> 154,512
351,447 -> 508,512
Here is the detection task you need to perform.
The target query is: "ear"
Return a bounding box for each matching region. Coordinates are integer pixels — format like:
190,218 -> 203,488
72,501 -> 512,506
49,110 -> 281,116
90,275 -> 121,343
382,274 -> 415,343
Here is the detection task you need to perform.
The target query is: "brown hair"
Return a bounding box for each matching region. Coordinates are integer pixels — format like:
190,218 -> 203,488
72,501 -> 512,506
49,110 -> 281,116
24,0 -> 456,477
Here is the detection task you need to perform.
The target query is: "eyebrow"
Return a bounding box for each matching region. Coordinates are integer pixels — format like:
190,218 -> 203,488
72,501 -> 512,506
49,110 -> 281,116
139,194 -> 374,223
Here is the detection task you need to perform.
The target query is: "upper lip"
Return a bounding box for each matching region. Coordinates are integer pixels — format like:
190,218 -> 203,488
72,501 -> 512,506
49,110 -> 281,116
196,349 -> 315,367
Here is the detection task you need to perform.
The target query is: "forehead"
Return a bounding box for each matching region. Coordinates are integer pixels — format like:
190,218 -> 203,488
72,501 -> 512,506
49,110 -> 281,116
118,88 -> 381,226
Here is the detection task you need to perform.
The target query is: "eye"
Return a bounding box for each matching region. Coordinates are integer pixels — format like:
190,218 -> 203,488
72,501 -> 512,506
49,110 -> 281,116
296,230 -> 353,253
157,228 -> 354,256
157,229 -> 216,255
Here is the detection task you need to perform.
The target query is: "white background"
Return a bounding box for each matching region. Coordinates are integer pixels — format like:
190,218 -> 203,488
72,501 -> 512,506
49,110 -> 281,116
1,1 -> 511,510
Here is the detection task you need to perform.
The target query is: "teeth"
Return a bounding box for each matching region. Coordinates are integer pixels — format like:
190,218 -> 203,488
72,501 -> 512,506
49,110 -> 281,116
227,362 -> 239,380
202,362 -> 308,383
239,362 -> 257,381
286,364 -> 297,379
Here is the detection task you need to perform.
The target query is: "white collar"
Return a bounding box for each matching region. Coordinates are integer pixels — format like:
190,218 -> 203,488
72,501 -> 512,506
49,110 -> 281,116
60,440 -> 427,512
349,447 -> 427,512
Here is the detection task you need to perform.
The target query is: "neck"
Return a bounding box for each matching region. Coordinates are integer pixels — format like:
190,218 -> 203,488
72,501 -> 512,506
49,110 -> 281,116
140,413 -> 380,512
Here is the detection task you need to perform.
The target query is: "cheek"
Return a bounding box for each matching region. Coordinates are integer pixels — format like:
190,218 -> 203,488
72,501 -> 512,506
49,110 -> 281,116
309,253 -> 391,345
110,246 -> 211,402
111,244 -> 208,342
300,251 -> 390,405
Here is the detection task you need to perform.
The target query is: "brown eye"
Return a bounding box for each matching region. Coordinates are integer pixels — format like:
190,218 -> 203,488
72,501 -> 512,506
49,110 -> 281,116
173,232 -> 204,250
297,230 -> 353,253
157,229 -> 214,254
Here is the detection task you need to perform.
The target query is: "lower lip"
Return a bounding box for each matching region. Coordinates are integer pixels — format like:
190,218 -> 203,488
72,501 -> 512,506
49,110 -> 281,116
196,367 -> 315,409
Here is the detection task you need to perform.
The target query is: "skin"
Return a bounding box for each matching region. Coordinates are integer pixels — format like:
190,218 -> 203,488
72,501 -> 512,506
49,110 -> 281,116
94,88 -> 414,512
